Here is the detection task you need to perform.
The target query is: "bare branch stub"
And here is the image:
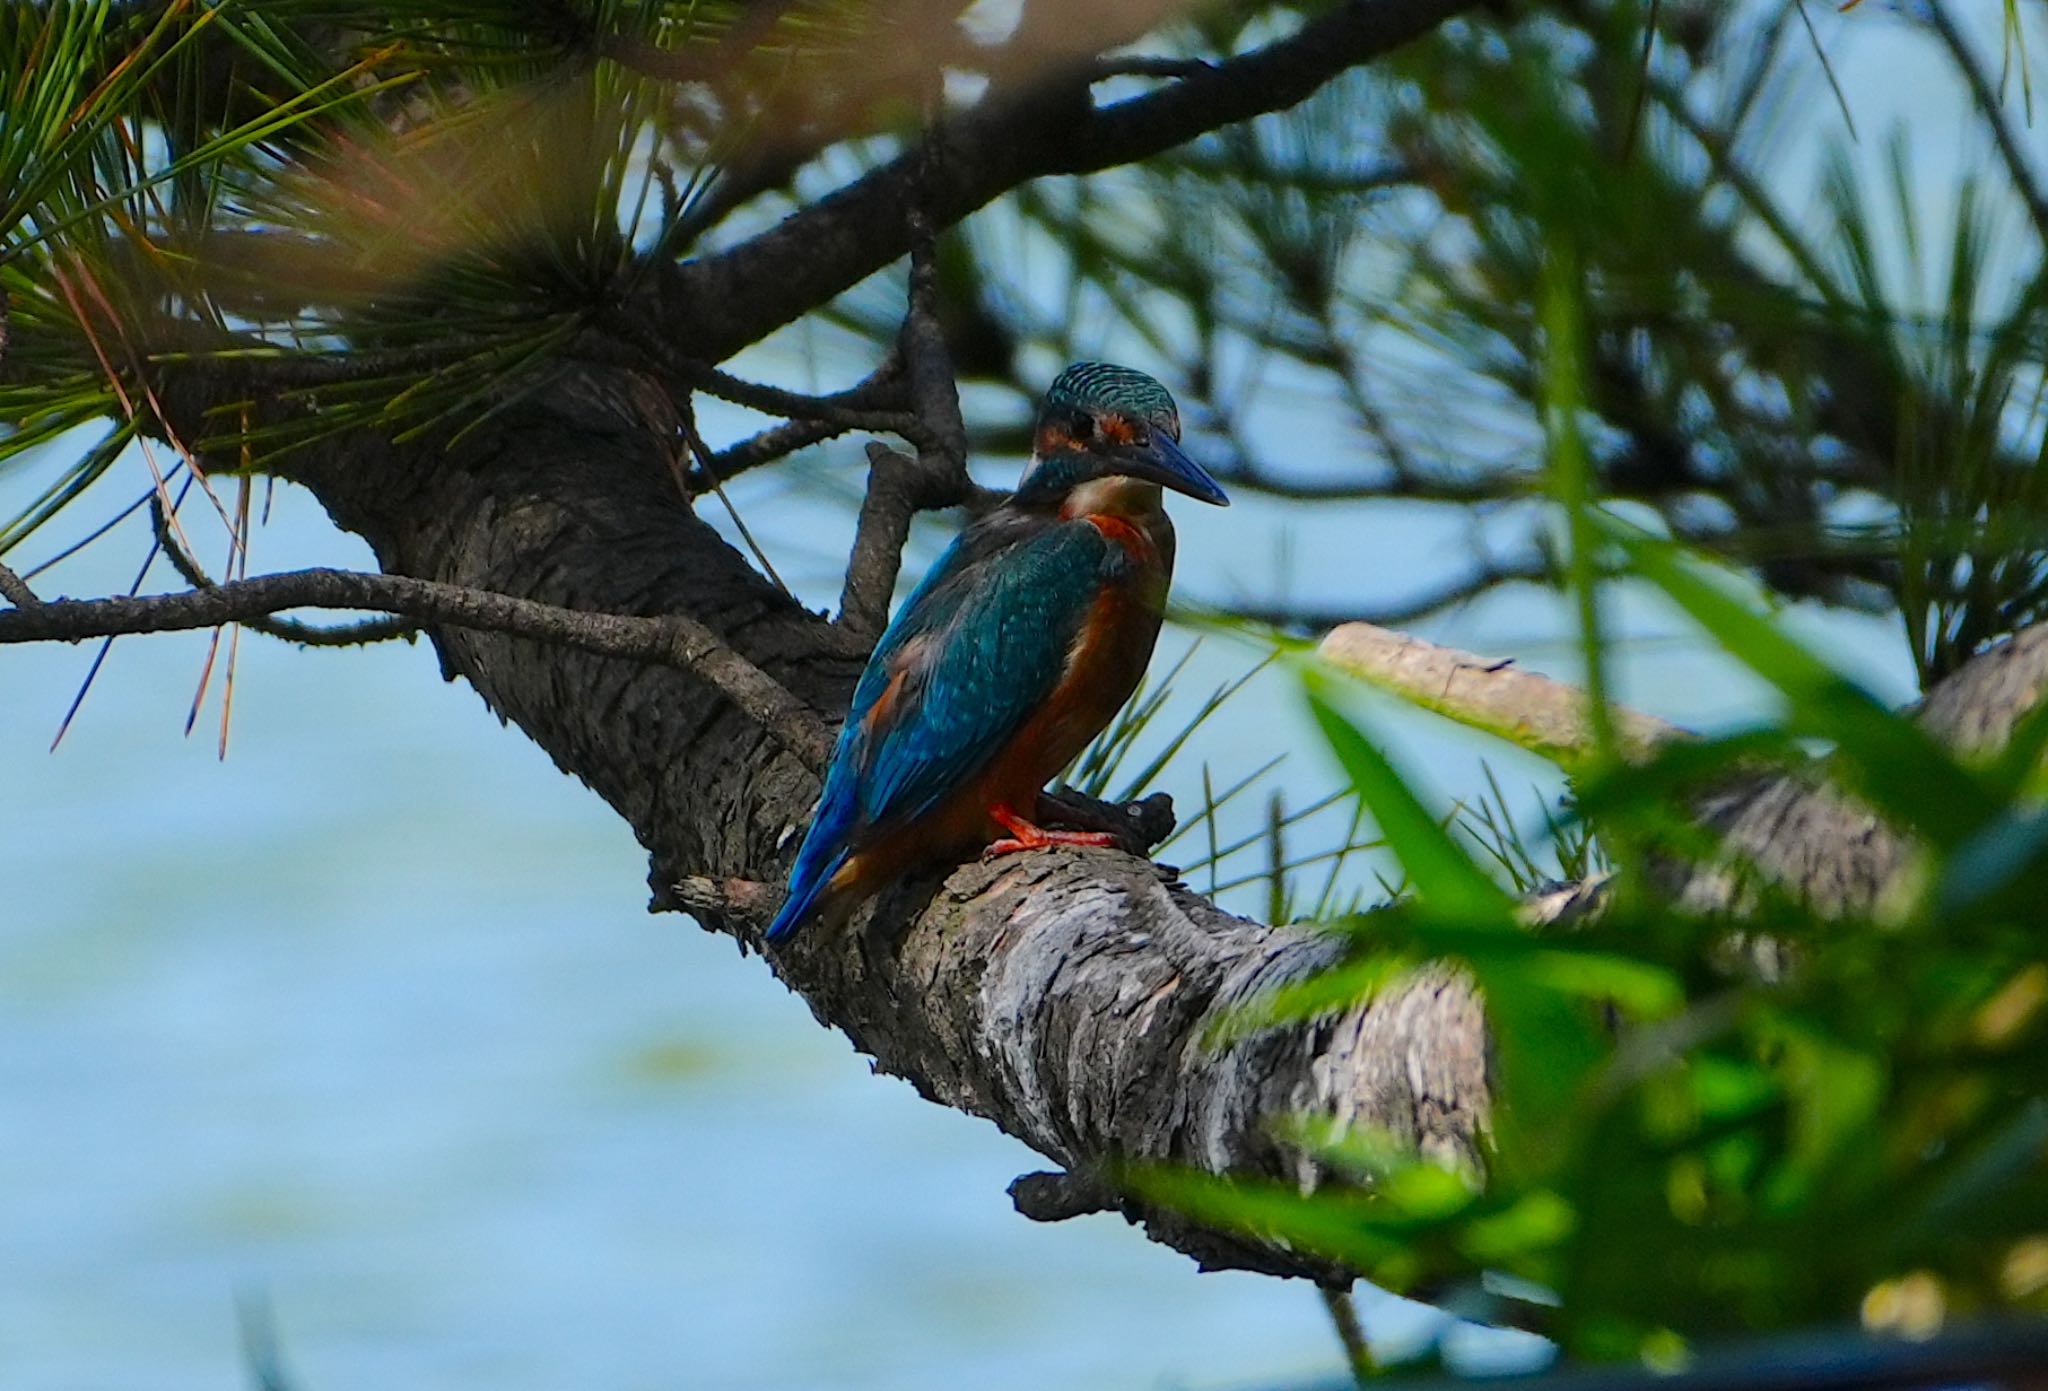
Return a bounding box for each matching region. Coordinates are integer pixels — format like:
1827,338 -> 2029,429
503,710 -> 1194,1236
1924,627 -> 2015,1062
666,873 -> 781,926
0,559 -> 41,609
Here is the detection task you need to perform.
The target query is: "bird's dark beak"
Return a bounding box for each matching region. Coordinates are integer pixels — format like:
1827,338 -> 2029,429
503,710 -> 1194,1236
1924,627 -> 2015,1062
1127,433 -> 1230,506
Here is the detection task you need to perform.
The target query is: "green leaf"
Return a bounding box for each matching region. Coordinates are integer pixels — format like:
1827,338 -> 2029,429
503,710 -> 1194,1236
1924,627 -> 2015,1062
1458,1190 -> 1577,1265
1306,683 -> 1512,924
1605,520 -> 1998,850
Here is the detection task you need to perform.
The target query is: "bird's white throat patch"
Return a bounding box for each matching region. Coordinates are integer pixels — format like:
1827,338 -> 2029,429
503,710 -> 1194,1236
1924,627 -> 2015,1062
1060,475 -> 1163,520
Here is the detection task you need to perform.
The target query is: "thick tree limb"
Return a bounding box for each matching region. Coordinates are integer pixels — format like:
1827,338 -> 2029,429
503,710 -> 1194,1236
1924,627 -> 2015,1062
1318,622 -> 1684,766
214,389 -> 1490,1281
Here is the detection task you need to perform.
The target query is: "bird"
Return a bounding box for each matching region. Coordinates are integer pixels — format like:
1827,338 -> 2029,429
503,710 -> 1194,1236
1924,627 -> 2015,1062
765,361 -> 1229,944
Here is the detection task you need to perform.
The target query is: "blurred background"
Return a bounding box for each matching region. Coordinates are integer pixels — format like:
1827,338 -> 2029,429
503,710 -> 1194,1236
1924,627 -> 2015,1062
2,0 -> 2039,1386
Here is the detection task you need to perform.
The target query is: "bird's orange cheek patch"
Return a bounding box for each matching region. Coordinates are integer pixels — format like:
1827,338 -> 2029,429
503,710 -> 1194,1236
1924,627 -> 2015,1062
1098,415 -> 1138,446
1035,424 -> 1074,454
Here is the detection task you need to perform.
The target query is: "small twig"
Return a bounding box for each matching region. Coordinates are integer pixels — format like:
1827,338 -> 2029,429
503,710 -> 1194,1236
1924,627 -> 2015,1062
152,495 -> 415,648
0,558 -> 42,608
688,417 -> 852,490
0,568 -> 832,772
677,402 -> 794,597
645,346 -> 909,426
658,352 -> 917,492
1318,622 -> 1685,767
1318,1285 -> 1376,1385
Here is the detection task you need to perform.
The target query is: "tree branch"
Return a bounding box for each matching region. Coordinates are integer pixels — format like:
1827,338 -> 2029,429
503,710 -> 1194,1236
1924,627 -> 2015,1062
688,416 -> 855,489
110,356 -> 2048,1286
652,0 -> 1483,360
1318,622 -> 1685,766
0,558 -> 42,609
0,567 -> 831,773
151,495 -> 417,648
838,209 -> 979,640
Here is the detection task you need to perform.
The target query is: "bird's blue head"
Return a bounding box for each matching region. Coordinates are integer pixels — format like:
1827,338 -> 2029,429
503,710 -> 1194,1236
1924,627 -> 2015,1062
1016,363 -> 1229,509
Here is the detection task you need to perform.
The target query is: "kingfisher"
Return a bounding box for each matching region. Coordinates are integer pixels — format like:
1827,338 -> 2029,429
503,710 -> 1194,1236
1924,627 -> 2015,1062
766,362 -> 1229,944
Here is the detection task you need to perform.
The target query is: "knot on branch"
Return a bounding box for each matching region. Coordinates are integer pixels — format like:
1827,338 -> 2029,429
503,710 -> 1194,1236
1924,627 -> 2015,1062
1041,786 -> 1177,851
1009,1168 -> 1121,1222
665,874 -> 781,929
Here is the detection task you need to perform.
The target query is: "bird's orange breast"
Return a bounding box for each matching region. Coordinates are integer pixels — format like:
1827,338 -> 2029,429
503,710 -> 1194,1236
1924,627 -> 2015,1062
965,512 -> 1169,820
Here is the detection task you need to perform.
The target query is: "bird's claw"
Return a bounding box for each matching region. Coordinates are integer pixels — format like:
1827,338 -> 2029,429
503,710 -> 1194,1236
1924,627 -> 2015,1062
983,828 -> 1121,859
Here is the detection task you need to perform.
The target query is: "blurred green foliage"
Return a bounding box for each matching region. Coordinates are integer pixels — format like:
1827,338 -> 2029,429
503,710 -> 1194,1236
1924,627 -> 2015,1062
1138,298 -> 2048,1374
927,0 -> 2048,684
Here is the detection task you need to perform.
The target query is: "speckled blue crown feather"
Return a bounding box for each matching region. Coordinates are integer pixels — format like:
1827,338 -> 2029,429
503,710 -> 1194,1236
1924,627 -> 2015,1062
1042,362 -> 1181,439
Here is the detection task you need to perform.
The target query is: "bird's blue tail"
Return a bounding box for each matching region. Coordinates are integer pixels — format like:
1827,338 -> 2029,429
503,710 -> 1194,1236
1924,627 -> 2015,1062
766,832 -> 852,944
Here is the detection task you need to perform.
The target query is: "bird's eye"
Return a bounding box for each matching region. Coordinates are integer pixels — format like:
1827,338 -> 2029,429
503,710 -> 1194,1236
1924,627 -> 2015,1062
1072,413 -> 1096,442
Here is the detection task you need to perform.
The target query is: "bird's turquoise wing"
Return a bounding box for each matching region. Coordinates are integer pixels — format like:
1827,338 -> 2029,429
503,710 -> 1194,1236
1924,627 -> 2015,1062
766,519 -> 1111,941
858,521 -> 1111,828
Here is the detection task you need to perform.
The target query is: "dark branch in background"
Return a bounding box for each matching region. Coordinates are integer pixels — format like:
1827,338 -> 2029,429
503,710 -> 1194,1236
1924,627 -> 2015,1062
1925,0 -> 2048,246
0,568 -> 832,772
652,351 -> 917,493
838,200 -> 980,641
1087,55 -> 1217,81
651,0 -> 1485,360
1212,554 -> 1557,633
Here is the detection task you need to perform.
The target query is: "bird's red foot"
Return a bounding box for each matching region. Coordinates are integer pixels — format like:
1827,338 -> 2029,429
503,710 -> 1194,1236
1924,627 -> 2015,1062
984,803 -> 1121,858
